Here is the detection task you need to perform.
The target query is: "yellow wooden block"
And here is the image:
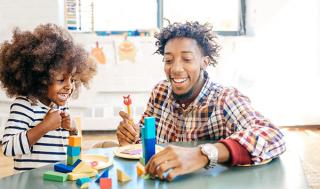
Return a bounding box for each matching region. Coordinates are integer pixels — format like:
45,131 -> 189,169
136,162 -> 145,176
117,169 -> 131,182
68,170 -> 98,181
73,162 -> 96,174
80,182 -> 90,189
69,136 -> 81,146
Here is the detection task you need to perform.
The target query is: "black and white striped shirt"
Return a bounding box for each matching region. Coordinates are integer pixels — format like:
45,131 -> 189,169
2,97 -> 69,171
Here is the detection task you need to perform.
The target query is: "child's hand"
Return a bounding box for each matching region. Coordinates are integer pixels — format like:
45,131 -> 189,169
43,109 -> 62,131
116,111 -> 140,146
60,111 -> 71,130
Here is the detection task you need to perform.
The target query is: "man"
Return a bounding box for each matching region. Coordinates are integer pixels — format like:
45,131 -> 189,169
116,21 -> 286,181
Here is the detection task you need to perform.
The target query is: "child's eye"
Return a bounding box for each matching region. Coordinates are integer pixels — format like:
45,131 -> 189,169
164,59 -> 172,64
184,58 -> 192,62
56,79 -> 64,83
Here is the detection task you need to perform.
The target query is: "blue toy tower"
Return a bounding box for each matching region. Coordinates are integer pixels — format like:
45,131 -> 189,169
141,117 -> 156,165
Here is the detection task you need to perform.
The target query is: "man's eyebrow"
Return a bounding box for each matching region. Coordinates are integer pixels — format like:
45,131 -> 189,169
181,51 -> 193,54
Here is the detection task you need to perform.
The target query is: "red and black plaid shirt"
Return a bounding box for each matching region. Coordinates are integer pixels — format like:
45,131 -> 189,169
139,71 -> 286,164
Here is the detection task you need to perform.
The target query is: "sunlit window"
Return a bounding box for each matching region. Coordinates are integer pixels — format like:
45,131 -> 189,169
162,0 -> 244,35
64,0 -> 245,35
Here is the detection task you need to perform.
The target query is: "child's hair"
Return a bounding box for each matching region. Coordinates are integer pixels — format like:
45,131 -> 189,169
154,21 -> 221,66
0,23 -> 96,101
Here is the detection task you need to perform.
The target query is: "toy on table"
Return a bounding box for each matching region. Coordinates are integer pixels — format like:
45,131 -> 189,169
140,117 -> 156,165
117,168 -> 131,182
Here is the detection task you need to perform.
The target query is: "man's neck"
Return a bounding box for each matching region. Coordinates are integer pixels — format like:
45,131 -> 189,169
175,73 -> 206,108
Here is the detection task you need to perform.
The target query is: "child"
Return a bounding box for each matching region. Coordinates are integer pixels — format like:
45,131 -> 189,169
0,24 -> 96,171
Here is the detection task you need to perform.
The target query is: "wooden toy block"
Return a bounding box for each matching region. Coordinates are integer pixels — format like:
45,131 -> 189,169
76,177 -> 91,186
73,161 -> 96,174
140,174 -> 151,180
144,117 -> 156,139
43,171 -> 68,182
67,146 -> 81,156
144,138 -> 156,163
100,178 -> 112,189
136,162 -> 145,176
117,169 -> 131,182
95,169 -> 109,183
68,170 -> 98,180
72,159 -> 82,168
67,155 -> 80,165
54,163 -> 73,173
80,182 -> 90,189
139,157 -> 145,166
69,136 -> 81,146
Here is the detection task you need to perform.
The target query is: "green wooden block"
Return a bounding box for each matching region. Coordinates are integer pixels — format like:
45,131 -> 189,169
139,157 -> 145,165
140,174 -> 151,180
43,171 -> 68,182
67,155 -> 79,165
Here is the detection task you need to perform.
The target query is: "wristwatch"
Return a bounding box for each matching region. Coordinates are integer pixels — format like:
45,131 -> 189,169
199,143 -> 219,169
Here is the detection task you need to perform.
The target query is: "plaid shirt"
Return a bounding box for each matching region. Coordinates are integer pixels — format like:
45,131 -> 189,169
140,71 -> 286,164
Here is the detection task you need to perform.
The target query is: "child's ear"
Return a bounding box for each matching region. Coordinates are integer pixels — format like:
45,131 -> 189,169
201,56 -> 210,70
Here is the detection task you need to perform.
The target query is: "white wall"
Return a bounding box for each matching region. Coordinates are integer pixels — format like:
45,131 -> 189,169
212,0 -> 320,126
0,0 -> 64,42
0,0 -> 319,130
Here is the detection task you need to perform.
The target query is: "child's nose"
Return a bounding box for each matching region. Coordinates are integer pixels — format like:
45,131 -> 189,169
64,80 -> 72,89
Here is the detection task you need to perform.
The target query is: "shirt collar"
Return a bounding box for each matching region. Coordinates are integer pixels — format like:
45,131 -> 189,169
36,100 -> 63,110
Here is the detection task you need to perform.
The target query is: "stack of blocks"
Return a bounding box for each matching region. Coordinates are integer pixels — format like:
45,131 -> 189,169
141,117 -> 156,165
43,136 -> 86,183
67,136 -> 81,165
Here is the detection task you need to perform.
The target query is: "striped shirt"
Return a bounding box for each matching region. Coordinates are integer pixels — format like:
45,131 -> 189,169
139,71 -> 286,164
2,97 -> 69,170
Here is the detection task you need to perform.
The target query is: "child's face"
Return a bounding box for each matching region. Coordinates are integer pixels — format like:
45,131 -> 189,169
46,72 -> 75,107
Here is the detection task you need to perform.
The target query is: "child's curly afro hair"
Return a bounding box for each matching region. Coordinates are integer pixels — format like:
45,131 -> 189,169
0,23 -> 96,100
154,21 -> 221,66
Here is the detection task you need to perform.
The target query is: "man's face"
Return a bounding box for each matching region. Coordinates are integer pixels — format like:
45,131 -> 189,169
164,37 -> 208,96
46,71 -> 75,106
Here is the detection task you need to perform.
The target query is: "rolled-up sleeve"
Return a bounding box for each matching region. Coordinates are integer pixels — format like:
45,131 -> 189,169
220,88 -> 286,164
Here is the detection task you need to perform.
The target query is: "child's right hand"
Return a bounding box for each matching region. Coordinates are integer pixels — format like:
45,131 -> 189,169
42,109 -> 62,132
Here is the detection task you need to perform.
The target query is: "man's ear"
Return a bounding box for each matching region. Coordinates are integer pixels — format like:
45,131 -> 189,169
201,56 -> 210,70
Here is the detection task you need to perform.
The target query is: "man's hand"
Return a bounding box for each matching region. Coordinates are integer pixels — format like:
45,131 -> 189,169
116,111 -> 140,146
145,145 -> 208,181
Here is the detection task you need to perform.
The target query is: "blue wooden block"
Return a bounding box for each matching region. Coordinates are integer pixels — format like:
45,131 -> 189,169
144,117 -> 155,139
95,169 -> 109,183
76,177 -> 91,186
144,138 -> 156,163
67,146 -> 81,156
54,163 -> 74,173
141,127 -> 146,152
71,159 -> 82,168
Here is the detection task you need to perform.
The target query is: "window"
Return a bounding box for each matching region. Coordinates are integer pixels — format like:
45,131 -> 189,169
161,0 -> 246,35
64,0 -> 245,35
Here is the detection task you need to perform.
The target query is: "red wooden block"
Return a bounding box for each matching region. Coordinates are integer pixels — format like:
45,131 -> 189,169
100,178 -> 112,189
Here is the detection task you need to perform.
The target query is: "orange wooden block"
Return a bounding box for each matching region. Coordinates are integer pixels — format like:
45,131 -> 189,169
100,178 -> 112,189
69,136 -> 81,146
136,162 -> 145,176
